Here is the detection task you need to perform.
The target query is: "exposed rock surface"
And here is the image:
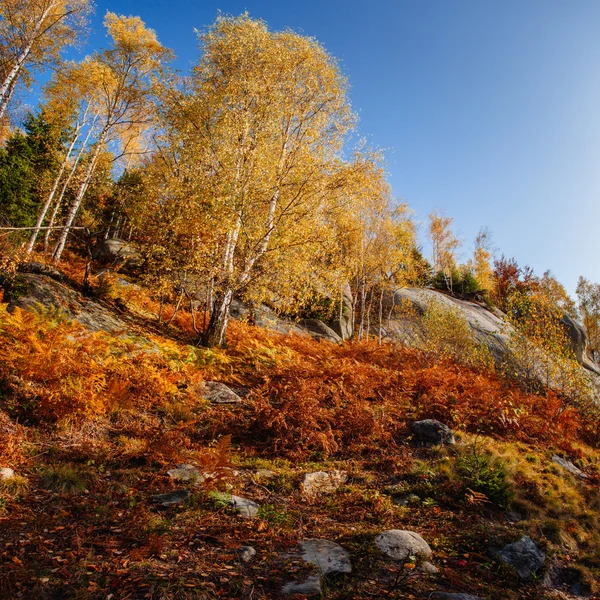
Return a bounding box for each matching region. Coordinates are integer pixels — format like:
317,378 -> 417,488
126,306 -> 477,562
299,539 -> 352,575
552,455 -> 588,478
420,561 -> 439,574
212,493 -> 259,519
92,238 -> 142,270
543,563 -> 592,597
391,288 -> 510,363
19,261 -> 63,280
390,288 -> 600,376
229,300 -> 307,337
298,318 -> 342,344
151,489 -> 190,506
375,530 -> 432,561
495,536 -> 545,580
327,283 -> 354,341
229,495 -> 259,519
9,274 -> 128,333
201,381 -> 242,405
560,314 -> 599,374
302,471 -> 347,497
410,419 -> 455,446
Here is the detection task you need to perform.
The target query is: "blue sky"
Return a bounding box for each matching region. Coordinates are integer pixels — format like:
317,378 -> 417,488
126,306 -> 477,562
30,0 -> 600,295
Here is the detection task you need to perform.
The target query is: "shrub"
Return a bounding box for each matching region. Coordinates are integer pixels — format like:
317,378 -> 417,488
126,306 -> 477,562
455,443 -> 512,508
420,298 -> 494,370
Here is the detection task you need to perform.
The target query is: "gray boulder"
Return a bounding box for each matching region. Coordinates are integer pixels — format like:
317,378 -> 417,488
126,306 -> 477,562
375,530 -> 432,562
543,563 -> 592,597
560,314 -> 597,372
239,546 -> 257,563
299,539 -> 352,575
495,536 -> 545,579
212,493 -> 259,519
229,300 -> 308,337
410,419 -> 455,446
392,288 -> 510,364
327,283 -> 354,341
282,576 -> 322,596
391,288 -> 600,379
282,539 -> 351,597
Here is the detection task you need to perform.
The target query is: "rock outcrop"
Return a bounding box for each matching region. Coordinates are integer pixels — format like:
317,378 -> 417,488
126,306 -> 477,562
91,238 -> 142,270
298,318 -> 342,344
9,273 -> 128,334
390,287 -> 600,377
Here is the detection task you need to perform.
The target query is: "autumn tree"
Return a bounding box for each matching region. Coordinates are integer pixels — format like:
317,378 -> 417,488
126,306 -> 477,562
26,57 -> 113,253
576,276 -> 600,363
51,12 -> 171,263
470,227 -> 494,295
152,14 -> 360,347
0,0 -> 92,122
428,211 -> 460,292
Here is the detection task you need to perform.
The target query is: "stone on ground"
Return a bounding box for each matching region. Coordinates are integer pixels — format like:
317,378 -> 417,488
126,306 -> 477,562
302,471 -> 347,496
239,546 -> 257,563
282,575 -> 322,596
0,467 -> 15,480
410,419 -> 455,446
201,381 -> 242,404
167,464 -> 204,482
495,536 -> 545,580
151,489 -> 190,506
299,539 -> 352,575
375,530 -> 432,561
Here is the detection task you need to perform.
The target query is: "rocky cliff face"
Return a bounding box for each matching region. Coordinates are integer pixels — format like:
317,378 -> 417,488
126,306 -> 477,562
387,287 -> 600,377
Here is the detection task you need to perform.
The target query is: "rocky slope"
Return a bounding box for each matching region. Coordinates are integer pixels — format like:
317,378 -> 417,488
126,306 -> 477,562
1,266 -> 600,600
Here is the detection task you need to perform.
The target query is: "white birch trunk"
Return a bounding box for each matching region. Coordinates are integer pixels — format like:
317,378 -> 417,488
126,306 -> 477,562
26,128 -> 81,254
52,134 -> 105,263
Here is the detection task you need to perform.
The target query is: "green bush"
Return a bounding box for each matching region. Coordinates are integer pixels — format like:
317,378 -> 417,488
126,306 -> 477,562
455,443 -> 512,508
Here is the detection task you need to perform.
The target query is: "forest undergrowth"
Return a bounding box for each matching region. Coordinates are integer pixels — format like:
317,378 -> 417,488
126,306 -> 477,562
1,259 -> 600,600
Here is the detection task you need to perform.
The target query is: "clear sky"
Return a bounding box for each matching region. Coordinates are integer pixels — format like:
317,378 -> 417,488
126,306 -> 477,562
36,0 -> 600,295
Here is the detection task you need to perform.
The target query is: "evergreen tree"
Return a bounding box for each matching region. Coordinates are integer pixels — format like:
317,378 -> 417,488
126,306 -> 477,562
0,112 -> 60,227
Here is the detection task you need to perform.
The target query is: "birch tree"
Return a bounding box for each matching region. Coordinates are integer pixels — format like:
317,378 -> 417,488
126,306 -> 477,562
428,211 -> 460,292
51,12 -> 170,263
25,59 -> 99,253
158,14 -> 356,346
0,0 -> 92,122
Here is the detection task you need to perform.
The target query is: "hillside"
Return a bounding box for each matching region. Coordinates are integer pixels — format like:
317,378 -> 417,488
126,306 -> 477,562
1,259 -> 600,600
